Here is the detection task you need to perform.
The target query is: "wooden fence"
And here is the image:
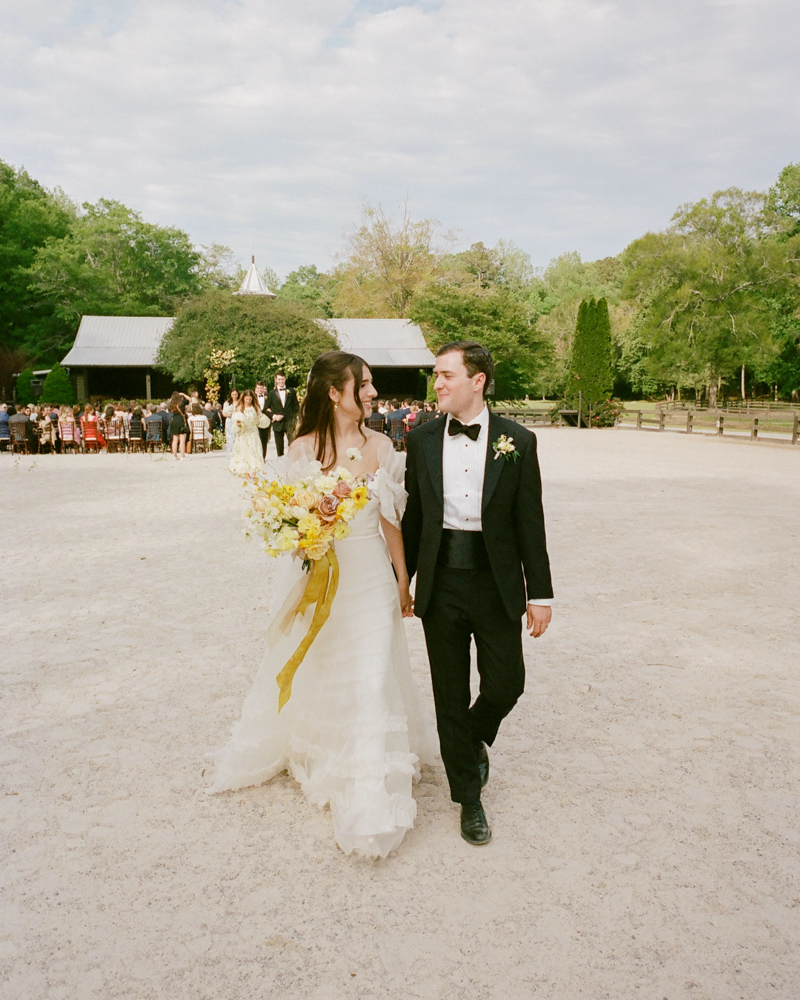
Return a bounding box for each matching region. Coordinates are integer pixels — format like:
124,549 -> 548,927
491,406 -> 800,446
617,408 -> 799,445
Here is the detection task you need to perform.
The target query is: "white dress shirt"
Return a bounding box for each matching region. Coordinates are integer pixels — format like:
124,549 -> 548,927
277,388 -> 286,406
442,407 -> 553,608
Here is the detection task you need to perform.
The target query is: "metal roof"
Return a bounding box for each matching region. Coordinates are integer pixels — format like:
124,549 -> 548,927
61,316 -> 175,368
317,319 -> 435,368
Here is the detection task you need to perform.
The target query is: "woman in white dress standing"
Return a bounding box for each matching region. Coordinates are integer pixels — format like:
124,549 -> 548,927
229,389 -> 269,477
222,389 -> 239,463
210,352 -> 435,858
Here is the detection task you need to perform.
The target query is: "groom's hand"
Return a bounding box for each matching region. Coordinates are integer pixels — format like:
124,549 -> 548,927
526,605 -> 552,638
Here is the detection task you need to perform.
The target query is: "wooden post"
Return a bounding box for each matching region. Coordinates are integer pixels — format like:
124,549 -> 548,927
686,412 -> 693,434
659,411 -> 665,431
717,415 -> 724,436
751,417 -> 758,440
577,391 -> 583,429
636,411 -> 642,430
793,412 -> 799,446
145,372 -> 152,401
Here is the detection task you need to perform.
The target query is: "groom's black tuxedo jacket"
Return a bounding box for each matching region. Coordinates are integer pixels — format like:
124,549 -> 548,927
402,412 -> 553,621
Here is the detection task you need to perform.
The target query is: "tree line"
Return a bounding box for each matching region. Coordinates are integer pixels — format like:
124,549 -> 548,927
2,157 -> 800,402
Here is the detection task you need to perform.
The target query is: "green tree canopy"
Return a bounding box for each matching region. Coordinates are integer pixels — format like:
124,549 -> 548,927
157,292 -> 337,390
568,298 -> 614,406
0,160 -> 75,362
15,367 -> 35,405
277,265 -> 334,317
40,364 -> 75,405
622,187 -> 798,398
26,199 -> 204,334
409,284 -> 551,398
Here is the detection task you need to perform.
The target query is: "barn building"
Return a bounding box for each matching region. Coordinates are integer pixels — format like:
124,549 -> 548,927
317,318 -> 435,398
60,316 -> 178,402
60,314 -> 435,402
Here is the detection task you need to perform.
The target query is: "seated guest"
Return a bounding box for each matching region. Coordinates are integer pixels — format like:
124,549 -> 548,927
404,401 -> 420,430
145,404 -> 163,446
413,400 -> 437,426
386,398 -> 409,449
38,406 -> 55,453
0,403 -> 9,450
187,402 -> 211,451
81,404 -> 106,449
204,401 -> 221,432
129,406 -> 145,443
9,405 -> 35,451
57,405 -> 79,451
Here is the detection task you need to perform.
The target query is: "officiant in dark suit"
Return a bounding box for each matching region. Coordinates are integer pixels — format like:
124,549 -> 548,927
402,341 -> 553,847
265,371 -> 299,457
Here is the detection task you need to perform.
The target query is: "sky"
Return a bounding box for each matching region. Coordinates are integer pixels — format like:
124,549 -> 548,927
2,0 -> 800,279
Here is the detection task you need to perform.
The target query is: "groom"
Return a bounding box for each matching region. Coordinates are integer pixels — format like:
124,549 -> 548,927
402,341 -> 553,846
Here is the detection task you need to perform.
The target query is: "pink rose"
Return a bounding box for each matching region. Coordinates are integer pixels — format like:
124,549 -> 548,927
332,480 -> 351,498
317,494 -> 339,521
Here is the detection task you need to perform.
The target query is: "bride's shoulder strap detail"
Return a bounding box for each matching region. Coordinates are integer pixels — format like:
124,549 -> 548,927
375,437 -> 407,528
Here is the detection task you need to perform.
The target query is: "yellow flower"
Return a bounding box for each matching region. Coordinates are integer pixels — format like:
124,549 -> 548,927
303,538 -> 330,560
350,485 -> 368,504
300,526 -> 322,547
296,512 -> 319,534
333,521 -> 351,540
337,498 -> 357,520
276,526 -> 299,551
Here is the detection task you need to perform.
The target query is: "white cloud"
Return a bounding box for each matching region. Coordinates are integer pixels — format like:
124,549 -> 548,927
1,0 -> 798,275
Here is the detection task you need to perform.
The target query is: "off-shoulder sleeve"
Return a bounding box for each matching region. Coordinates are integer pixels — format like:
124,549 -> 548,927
264,439 -> 320,482
376,438 -> 407,528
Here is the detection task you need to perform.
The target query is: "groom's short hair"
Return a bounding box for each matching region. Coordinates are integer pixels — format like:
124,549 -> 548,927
436,341 -> 494,395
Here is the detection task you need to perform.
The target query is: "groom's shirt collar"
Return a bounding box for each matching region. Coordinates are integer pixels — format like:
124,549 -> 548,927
445,405 -> 489,434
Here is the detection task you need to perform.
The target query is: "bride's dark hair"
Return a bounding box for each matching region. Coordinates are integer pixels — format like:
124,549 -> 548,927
295,351 -> 367,470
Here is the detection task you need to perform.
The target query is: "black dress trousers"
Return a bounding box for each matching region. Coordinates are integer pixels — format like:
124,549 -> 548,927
421,565 -> 525,805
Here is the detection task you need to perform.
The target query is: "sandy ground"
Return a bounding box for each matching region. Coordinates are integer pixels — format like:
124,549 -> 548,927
2,430 -> 799,1000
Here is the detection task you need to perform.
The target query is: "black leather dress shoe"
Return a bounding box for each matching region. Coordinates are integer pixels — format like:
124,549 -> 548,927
460,802 -> 492,845
475,741 -> 489,788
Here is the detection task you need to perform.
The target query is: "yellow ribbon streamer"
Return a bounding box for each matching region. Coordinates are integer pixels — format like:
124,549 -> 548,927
275,549 -> 340,711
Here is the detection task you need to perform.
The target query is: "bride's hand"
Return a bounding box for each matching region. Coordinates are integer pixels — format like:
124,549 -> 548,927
399,580 -> 414,618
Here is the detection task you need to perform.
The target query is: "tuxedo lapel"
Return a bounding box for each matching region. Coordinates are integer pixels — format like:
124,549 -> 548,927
421,418 -> 445,508
481,412 -> 505,514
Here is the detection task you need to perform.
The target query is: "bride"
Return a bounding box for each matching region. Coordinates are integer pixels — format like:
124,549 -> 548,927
209,351 -> 435,858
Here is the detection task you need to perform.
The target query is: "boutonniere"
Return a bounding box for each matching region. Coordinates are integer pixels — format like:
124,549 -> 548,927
492,434 -> 519,462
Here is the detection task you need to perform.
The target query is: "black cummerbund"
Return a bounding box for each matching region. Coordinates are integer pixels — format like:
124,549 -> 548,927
438,529 -> 489,570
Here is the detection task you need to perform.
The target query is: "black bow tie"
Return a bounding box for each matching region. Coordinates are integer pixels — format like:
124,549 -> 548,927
448,418 -> 481,441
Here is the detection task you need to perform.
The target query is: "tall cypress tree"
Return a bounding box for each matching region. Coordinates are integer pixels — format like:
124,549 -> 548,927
568,297 -> 614,406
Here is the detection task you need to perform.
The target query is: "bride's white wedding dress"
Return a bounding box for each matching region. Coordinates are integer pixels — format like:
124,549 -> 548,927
209,438 -> 436,858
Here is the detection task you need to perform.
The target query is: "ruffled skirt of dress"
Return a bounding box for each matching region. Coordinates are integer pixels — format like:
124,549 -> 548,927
208,529 -> 435,859
229,426 -> 263,475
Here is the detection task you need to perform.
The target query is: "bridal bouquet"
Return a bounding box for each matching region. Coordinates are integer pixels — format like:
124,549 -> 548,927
243,462 -> 372,710
244,464 -> 370,562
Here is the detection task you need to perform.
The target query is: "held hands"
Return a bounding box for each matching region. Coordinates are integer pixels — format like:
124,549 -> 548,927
526,604 -> 552,638
399,579 -> 415,618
